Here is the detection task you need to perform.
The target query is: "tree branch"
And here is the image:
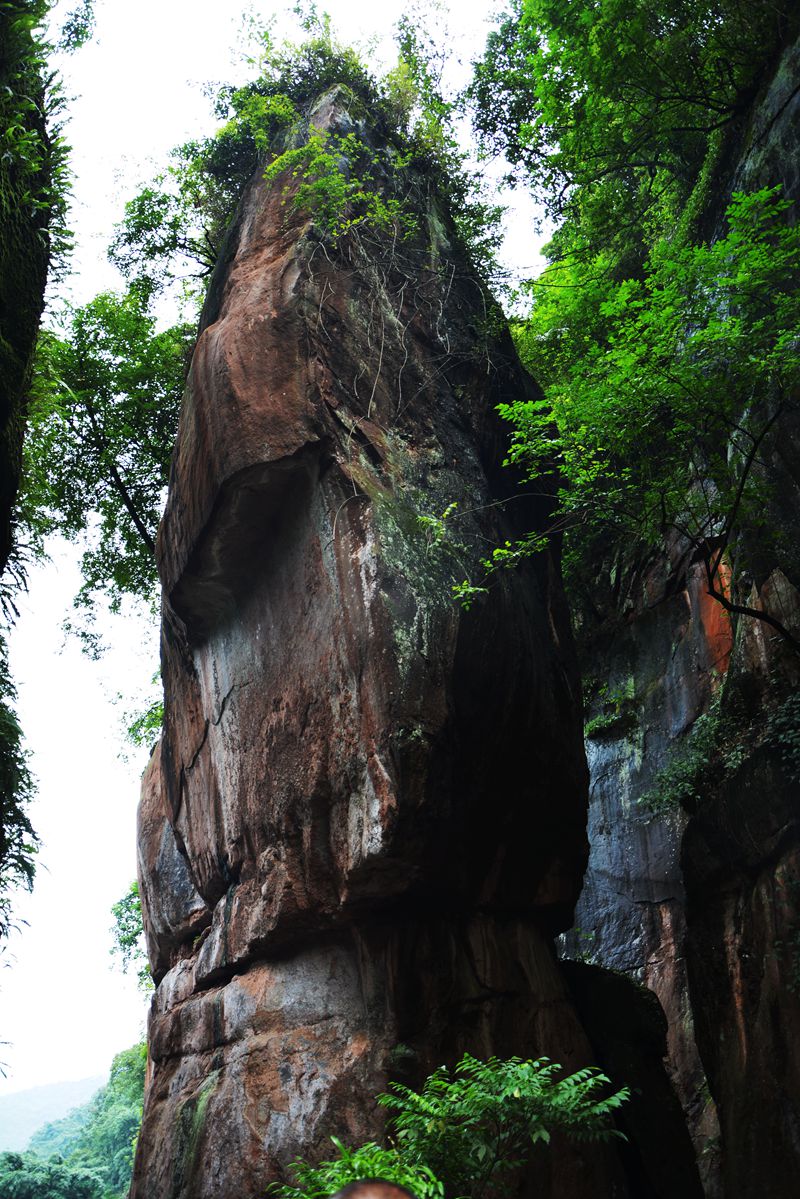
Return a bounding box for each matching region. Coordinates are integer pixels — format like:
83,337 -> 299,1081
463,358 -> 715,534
79,384 -> 157,558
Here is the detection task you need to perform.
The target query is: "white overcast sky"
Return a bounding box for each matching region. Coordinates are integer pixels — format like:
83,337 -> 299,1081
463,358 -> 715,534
0,0 -> 543,1102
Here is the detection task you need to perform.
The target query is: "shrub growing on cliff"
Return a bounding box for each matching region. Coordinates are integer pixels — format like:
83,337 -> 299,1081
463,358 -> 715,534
272,1053 -> 628,1199
109,880 -> 152,992
478,187 -> 800,651
109,8 -> 501,305
108,14 -> 393,296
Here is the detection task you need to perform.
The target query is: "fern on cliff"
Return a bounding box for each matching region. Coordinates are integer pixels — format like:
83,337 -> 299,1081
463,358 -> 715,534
272,1053 -> 628,1199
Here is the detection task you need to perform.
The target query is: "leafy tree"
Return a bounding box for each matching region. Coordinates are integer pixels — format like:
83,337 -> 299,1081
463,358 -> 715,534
21,288 -> 193,644
459,1 -> 800,658
0,641 -> 36,940
57,0 -> 96,53
66,1045 -> 146,1194
123,684 -> 164,754
273,1052 -> 628,1199
0,0 -> 69,939
27,1107 -> 93,1162
0,1152 -> 102,1199
27,1044 -> 147,1199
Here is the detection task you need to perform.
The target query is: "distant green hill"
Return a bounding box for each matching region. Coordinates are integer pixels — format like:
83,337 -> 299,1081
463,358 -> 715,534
0,1077 -> 105,1151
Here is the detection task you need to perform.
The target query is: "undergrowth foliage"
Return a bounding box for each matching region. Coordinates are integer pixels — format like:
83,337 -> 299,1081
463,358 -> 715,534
271,1053 -> 629,1199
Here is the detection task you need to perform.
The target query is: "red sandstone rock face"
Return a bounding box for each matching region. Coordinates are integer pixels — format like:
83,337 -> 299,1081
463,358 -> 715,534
131,90 -> 612,1198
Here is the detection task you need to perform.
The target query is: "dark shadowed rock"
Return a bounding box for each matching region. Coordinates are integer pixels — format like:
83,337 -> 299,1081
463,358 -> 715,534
560,560 -> 730,1190
563,961 -> 704,1199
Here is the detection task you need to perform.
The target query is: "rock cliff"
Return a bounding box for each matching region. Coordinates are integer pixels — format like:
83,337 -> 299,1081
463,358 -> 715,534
560,30 -> 800,1199
132,90 -> 651,1198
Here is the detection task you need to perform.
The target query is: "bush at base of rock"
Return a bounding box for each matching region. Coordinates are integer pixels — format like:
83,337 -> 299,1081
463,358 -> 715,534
271,1053 -> 629,1199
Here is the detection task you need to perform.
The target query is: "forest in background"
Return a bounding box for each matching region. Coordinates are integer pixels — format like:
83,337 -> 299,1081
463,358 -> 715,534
0,1044 -> 145,1199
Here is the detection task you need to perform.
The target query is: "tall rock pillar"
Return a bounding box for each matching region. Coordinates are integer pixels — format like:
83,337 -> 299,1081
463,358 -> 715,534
131,89 -> 614,1198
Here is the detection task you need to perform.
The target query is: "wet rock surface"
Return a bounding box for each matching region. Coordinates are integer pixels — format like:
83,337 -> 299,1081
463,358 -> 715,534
560,561 -> 729,1191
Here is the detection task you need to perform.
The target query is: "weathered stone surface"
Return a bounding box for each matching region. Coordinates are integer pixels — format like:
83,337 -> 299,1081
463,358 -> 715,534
132,919 -> 631,1199
132,90 -> 619,1198
152,92 -> 589,950
682,749 -> 800,1198
564,550 -> 800,1197
137,743 -> 210,980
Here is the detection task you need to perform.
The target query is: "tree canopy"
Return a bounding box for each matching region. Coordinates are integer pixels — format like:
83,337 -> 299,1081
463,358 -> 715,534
459,0 -> 800,651
502,187 -> 800,643
21,289 -> 193,643
470,0 -> 797,259
0,1153 -> 102,1199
